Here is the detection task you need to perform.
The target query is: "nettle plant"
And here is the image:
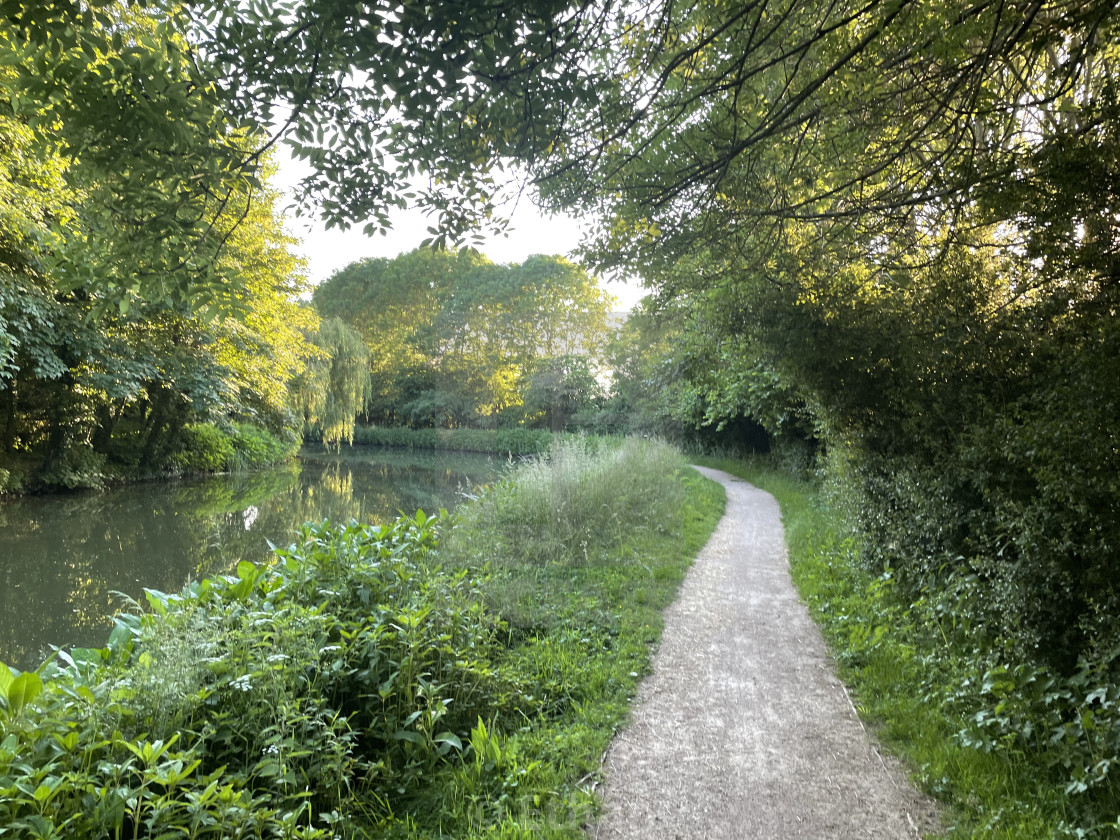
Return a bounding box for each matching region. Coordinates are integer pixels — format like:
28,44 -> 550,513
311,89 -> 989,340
0,511 -> 530,838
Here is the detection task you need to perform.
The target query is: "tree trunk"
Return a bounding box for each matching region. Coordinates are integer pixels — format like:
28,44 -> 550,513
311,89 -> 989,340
0,380 -> 16,453
140,387 -> 189,471
39,372 -> 77,479
139,386 -> 173,470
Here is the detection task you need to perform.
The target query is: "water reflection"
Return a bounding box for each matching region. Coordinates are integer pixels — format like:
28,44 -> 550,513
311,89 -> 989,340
0,447 -> 499,670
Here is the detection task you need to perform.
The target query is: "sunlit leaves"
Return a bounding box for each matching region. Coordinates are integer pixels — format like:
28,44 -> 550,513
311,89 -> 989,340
291,317 -> 372,448
1,2 -> 262,312
313,248 -> 615,428
180,0 -> 613,240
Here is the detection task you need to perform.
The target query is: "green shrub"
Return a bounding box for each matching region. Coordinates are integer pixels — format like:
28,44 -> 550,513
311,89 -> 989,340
229,422 -> 299,469
168,423 -> 299,475
445,428 -> 495,452
36,444 -> 106,489
172,422 -> 235,472
0,511 -> 526,838
493,428 -> 553,456
0,464 -> 27,494
352,426 -> 438,449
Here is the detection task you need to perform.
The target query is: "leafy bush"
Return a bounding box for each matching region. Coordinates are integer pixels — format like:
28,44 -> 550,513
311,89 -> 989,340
353,425 -> 438,449
0,512 -> 525,837
167,423 -> 298,475
0,464 -> 27,494
493,428 -> 554,456
172,422 -> 236,472
36,444 -> 106,489
229,422 -> 299,469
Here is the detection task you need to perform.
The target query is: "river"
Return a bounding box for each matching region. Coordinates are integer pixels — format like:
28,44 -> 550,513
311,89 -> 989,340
0,446 -> 502,672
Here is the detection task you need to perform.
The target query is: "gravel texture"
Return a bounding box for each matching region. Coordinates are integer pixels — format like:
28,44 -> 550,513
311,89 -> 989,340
590,467 -> 941,839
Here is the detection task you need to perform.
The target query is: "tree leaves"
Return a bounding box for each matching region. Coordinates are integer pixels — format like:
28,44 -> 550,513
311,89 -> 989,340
291,317 -> 372,448
312,248 -> 615,428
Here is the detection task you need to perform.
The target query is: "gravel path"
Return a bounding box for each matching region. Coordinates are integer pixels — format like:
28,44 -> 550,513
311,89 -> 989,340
591,467 -> 941,839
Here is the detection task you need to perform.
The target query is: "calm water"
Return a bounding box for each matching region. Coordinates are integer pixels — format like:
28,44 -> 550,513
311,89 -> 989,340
0,447 -> 501,671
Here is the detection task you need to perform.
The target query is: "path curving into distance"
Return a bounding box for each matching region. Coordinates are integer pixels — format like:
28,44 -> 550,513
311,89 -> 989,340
591,467 -> 941,839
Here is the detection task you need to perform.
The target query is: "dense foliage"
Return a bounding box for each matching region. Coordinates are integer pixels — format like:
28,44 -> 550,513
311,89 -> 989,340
0,161 -> 314,488
585,2 -> 1120,818
0,512 -> 512,838
559,0 -> 1120,678
0,7 -> 369,489
602,296 -> 813,455
0,439 -> 723,838
3,0 -> 1119,832
313,249 -> 615,431
266,0 -> 1119,703
713,457 -> 1120,839
0,154 -> 315,489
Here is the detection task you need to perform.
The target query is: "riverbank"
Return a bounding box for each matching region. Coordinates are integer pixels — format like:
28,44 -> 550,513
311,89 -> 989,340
1,425 -> 607,499
0,421 -> 299,497
0,438 -> 723,838
345,425 -> 601,456
0,447 -> 500,672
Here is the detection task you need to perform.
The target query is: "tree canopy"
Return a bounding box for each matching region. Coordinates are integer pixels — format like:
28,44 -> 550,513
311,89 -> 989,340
3,2 -> 1120,831
233,0 -> 1114,670
0,5 -> 328,486
313,248 -> 616,429
554,0 -> 1120,670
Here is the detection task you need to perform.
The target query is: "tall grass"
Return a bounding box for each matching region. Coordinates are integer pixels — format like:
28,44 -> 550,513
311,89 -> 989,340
419,438 -> 725,837
453,437 -> 685,569
349,425 -> 566,456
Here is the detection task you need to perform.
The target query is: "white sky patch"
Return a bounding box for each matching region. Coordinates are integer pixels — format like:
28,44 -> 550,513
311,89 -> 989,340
273,147 -> 647,311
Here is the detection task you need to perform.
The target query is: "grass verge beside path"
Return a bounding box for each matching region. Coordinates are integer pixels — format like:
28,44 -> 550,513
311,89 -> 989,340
696,456 -> 1094,840
433,440 -> 726,837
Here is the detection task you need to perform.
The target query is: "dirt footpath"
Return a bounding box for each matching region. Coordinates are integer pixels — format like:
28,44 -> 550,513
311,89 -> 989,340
591,467 -> 941,839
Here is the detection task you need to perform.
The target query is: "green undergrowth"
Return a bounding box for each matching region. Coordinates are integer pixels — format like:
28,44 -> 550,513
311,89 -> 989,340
173,422 -> 301,474
698,455 -> 1120,840
0,438 -> 724,839
345,426 -> 616,458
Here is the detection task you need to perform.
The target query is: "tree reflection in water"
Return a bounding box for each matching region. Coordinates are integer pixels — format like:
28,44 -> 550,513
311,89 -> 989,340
0,447 -> 498,670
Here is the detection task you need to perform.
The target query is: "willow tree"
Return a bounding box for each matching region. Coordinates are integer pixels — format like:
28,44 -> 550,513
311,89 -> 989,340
312,247 -> 488,423
291,318 -> 372,448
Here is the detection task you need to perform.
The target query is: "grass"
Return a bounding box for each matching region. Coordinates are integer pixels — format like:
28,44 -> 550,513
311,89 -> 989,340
348,425 -> 571,456
421,437 -> 727,836
1,438 -> 726,840
696,454 -> 1105,840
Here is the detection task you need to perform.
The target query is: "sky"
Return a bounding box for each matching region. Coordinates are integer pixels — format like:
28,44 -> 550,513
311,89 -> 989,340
274,153 -> 647,311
